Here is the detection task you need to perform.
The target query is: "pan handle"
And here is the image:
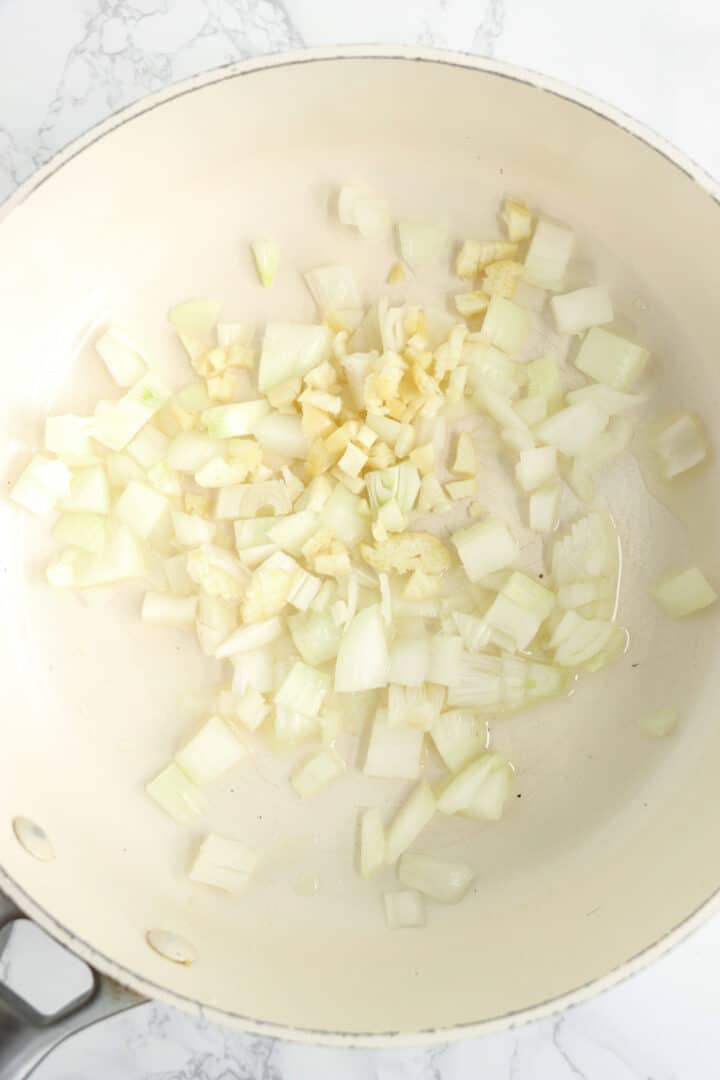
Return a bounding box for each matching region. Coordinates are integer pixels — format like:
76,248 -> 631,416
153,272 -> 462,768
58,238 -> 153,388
0,893 -> 144,1080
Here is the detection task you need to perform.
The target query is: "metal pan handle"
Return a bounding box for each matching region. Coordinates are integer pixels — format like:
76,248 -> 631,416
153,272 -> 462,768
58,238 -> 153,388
0,893 -> 144,1080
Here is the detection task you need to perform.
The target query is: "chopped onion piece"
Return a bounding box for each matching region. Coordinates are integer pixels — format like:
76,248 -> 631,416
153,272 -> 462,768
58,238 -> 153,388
175,714 -> 246,785
291,748 -> 346,798
258,324 -> 332,393
388,636 -> 430,686
366,462 -> 420,515
575,327 -> 649,390
202,400 -> 269,439
536,400 -> 609,455
384,890 -> 425,929
384,782 -> 436,864
652,567 -> 717,618
335,604 -> 389,691
651,412 -> 708,480
172,511 -> 215,548
167,433 -> 222,472
305,266 -> 361,312
437,752 -> 500,815
62,465 -> 110,514
551,611 -> 618,667
93,374 -> 171,451
338,186 -> 391,238
187,545 -> 248,602
231,649 -> 274,694
364,712 -> 424,780
523,218 -> 575,291
484,572 -> 555,651
255,414 -> 308,460
273,705 -> 320,745
397,222 -> 448,269
142,592 -> 197,629
96,326 -> 148,387
216,480 -> 292,519
566,384 -> 645,416
431,710 -> 487,773
515,446 -> 558,492
552,512 -> 618,590
387,684 -> 444,730
115,481 -> 168,539
428,635 -> 464,687
11,455 -> 71,515
462,758 -> 514,820
45,415 -> 97,465
220,687 -> 269,733
195,594 -> 237,656
551,286 -> 613,335
528,483 -> 561,533
396,852 -> 474,904
359,808 -> 385,879
275,661 -> 330,718
126,426 -> 168,470
168,299 -> 219,343
53,511 -> 107,553
287,611 -> 342,665
189,833 -> 259,893
250,239 -> 279,287
68,521 -> 146,587
638,707 -> 678,738
216,617 -> 284,659
452,518 -> 518,583
146,763 -> 205,824
481,295 -> 531,355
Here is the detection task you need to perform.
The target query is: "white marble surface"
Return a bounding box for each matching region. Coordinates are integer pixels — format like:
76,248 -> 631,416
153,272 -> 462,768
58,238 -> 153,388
2,0 -> 720,1076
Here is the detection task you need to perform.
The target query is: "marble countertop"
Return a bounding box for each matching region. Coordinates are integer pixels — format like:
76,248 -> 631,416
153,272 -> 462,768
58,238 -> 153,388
2,1 -> 720,1077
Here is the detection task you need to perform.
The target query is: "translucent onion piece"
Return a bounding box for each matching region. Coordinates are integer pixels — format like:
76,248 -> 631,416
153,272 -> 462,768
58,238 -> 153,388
396,852 -> 474,904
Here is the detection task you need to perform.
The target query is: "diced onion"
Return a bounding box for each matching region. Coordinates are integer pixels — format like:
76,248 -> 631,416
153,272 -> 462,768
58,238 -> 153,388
396,852 -> 474,904
384,782 -> 436,864
258,324 -> 332,393
275,661 -> 330,718
335,604 -> 389,691
652,567 -> 717,618
216,617 -> 284,658
364,712 -> 424,780
146,763 -> 205,824
574,327 -> 649,390
250,240 -> 279,288
452,519 -> 518,583
189,833 -> 259,893
174,714 -> 246,785
11,455 -> 71,515
536,400 -> 609,455
305,266 -> 361,312
291,748 -> 346,798
397,222 -> 448,269
384,890 -> 425,929
481,296 -> 531,356
142,592 -> 197,629
523,219 -> 575,291
359,808 -> 385,878
651,412 -> 707,480
550,286 -> 613,335
431,710 -> 487,773
96,326 -> 148,387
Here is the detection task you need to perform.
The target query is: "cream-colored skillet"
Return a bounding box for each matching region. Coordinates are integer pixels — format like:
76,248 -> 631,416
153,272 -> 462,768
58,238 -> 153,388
1,45 -> 719,1078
